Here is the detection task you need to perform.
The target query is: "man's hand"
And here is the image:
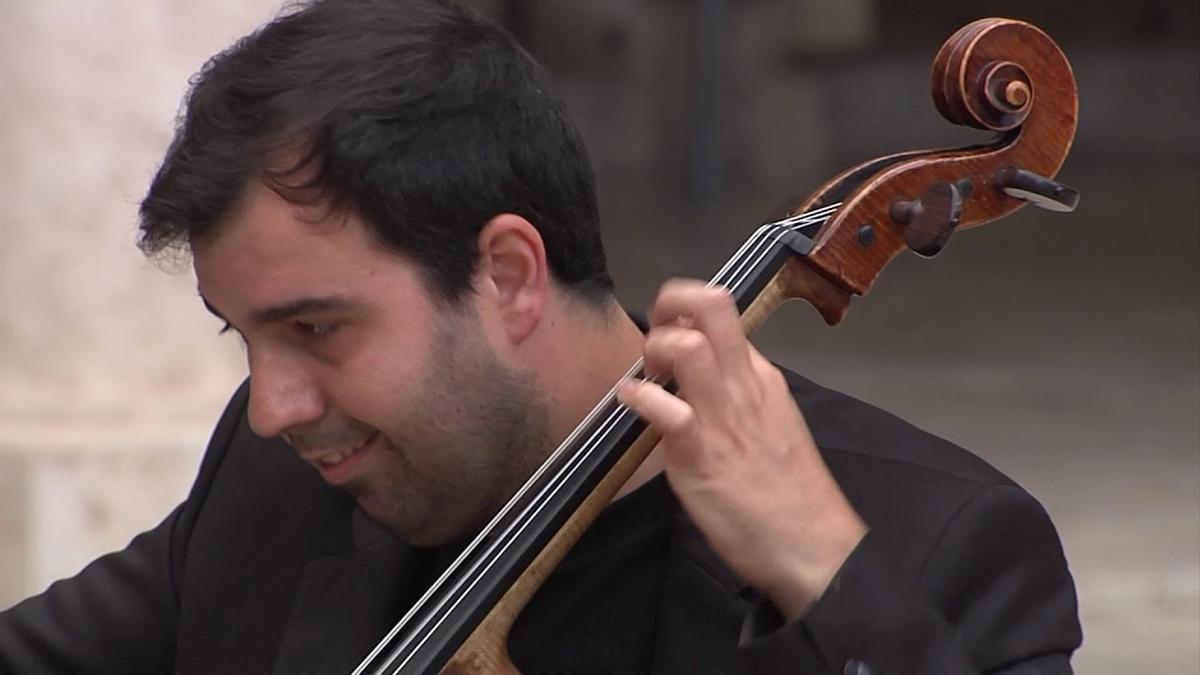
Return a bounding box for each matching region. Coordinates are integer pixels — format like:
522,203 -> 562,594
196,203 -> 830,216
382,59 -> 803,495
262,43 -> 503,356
617,280 -> 868,620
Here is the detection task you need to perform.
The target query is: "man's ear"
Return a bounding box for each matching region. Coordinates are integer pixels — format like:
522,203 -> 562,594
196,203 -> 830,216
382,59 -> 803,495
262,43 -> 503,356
474,213 -> 547,344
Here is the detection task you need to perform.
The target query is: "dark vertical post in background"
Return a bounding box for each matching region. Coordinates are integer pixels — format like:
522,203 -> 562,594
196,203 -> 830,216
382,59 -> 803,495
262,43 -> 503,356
498,0 -> 527,40
687,0 -> 730,211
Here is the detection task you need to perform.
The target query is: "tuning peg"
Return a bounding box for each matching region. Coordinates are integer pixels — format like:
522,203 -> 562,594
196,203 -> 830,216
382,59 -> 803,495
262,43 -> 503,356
890,181 -> 964,257
994,166 -> 1079,212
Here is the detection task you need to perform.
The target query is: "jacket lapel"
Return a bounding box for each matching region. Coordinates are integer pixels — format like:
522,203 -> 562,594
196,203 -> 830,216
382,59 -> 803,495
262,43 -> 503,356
272,511 -> 436,674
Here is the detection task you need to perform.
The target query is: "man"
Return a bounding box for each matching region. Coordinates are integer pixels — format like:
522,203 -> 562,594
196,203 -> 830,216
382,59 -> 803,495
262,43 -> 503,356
0,1 -> 1081,673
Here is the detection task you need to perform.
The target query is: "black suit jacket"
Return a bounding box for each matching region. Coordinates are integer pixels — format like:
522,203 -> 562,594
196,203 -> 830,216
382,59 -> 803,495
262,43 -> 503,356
0,373 -> 1082,674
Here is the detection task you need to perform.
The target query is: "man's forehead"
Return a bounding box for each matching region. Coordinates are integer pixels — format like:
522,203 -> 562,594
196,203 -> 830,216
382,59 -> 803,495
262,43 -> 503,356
190,180 -> 433,322
194,248 -> 371,320
193,189 -> 369,286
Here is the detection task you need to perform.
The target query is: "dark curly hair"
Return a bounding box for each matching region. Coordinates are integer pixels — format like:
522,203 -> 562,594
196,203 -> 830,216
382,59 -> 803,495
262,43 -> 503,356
138,0 -> 612,304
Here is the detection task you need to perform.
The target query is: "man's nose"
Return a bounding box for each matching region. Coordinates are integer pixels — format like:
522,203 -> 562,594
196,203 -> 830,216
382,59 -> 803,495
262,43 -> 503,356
247,359 -> 325,439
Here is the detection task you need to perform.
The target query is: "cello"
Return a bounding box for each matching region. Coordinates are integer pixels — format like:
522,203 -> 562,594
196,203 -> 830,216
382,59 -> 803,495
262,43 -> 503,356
352,17 -> 1080,675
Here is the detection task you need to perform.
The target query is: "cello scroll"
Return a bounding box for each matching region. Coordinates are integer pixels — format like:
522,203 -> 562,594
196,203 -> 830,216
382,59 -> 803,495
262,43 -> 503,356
773,17 -> 1080,319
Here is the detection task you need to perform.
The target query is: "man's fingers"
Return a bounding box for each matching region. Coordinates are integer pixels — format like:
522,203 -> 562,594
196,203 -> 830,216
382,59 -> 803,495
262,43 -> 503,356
648,280 -> 752,378
647,279 -> 708,326
617,379 -> 698,440
641,325 -> 726,398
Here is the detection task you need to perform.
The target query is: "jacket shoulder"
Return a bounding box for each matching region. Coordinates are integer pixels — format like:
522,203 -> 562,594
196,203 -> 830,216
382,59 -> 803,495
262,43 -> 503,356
782,369 -> 1057,580
784,369 -> 1010,488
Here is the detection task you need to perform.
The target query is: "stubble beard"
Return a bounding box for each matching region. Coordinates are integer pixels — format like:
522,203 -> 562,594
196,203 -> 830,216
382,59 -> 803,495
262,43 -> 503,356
347,310 -> 553,547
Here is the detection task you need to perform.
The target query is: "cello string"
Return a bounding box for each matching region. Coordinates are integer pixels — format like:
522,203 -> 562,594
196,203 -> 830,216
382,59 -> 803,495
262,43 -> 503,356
372,216 -> 834,674
365,205 -> 840,674
368,205 -> 838,674
368,206 -> 838,655
360,203 -> 841,674
355,225 -> 783,673
436,200 -> 840,563
356,216 -> 812,673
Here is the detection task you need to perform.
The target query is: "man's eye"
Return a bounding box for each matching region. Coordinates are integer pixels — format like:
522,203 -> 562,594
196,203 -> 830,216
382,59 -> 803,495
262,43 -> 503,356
297,321 -> 339,337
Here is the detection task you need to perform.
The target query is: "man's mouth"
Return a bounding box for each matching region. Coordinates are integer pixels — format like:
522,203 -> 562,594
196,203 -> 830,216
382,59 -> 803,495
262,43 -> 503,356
299,431 -> 379,485
317,446 -> 359,467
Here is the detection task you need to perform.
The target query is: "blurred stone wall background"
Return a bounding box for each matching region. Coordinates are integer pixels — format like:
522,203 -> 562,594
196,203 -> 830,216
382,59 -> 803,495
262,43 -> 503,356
1,1 -> 1196,673
0,0 -> 274,611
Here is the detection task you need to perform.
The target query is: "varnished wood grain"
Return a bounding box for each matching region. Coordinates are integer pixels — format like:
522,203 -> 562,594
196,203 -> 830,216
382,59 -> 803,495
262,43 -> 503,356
795,19 -> 1078,296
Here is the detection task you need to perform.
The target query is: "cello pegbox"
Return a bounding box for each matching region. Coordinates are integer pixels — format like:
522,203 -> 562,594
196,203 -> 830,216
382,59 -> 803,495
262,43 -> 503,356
772,17 -> 1079,300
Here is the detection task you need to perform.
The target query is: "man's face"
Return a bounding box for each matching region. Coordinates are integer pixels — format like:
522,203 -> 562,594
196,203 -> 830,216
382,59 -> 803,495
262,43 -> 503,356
194,183 -> 551,545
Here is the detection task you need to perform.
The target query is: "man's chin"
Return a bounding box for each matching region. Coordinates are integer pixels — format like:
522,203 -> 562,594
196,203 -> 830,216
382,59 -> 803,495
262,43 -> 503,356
354,493 -> 478,548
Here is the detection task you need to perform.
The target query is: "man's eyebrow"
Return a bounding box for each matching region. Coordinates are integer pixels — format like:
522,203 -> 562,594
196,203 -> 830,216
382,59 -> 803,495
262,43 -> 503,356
249,296 -> 358,324
197,294 -> 358,328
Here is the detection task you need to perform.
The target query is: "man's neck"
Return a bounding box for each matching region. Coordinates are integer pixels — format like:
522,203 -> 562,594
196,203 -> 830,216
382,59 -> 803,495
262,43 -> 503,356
526,298 -> 663,500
